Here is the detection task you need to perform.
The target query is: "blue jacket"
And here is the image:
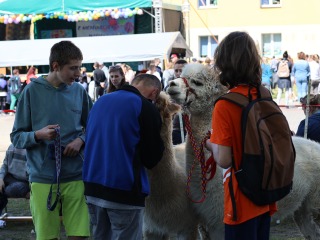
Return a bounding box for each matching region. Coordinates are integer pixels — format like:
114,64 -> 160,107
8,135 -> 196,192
296,112 -> 320,143
83,85 -> 164,207
10,77 -> 93,183
292,60 -> 310,82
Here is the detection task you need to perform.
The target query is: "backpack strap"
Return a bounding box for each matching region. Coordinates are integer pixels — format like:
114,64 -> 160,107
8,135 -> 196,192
229,154 -> 238,221
215,85 -> 272,106
258,85 -> 273,99
215,92 -> 249,108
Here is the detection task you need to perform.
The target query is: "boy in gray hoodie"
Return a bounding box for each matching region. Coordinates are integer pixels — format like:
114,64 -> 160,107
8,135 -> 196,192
11,41 -> 92,239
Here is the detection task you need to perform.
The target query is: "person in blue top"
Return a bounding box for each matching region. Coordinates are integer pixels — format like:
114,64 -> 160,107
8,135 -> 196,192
83,73 -> 164,240
8,69 -> 22,113
292,51 -> 310,101
10,41 -> 92,240
296,94 -> 320,142
261,57 -> 273,91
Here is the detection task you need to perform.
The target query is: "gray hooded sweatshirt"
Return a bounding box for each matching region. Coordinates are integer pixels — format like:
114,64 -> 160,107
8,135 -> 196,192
10,77 -> 92,183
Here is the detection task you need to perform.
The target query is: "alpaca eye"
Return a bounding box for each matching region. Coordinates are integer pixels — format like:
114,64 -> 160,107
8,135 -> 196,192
192,80 -> 203,86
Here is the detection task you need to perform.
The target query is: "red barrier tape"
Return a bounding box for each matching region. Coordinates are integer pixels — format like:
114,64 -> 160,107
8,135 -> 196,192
277,104 -> 320,108
0,110 -> 15,113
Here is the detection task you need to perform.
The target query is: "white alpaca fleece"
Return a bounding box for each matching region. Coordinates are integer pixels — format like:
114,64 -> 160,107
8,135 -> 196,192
167,63 -> 320,240
143,92 -> 199,239
167,63 -> 227,239
273,136 -> 320,240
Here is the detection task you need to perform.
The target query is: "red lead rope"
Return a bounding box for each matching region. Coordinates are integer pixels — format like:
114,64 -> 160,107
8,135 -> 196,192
183,113 -> 216,203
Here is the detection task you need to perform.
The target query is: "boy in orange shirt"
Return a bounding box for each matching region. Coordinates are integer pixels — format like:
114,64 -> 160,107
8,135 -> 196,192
206,31 -> 276,240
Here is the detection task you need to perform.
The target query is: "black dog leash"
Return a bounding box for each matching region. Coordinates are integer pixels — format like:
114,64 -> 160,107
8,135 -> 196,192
47,126 -> 61,211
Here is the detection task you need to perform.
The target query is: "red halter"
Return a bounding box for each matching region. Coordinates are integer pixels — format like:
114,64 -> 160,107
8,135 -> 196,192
182,77 -> 197,102
183,114 -> 216,203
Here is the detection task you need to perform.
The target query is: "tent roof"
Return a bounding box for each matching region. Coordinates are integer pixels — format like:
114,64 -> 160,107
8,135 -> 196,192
0,32 -> 192,67
0,0 -> 152,15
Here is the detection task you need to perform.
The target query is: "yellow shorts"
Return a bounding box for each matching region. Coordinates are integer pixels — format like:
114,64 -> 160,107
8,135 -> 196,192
30,181 -> 90,240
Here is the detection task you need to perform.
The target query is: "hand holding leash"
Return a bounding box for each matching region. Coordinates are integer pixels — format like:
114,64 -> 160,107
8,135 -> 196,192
35,124 -> 59,141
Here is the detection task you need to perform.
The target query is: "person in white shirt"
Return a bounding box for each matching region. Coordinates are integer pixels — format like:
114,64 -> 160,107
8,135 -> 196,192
99,62 -> 109,81
309,54 -> 320,94
88,78 -> 96,102
146,61 -> 161,81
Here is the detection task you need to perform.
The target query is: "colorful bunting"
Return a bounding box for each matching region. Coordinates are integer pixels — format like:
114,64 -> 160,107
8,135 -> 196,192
0,8 -> 144,24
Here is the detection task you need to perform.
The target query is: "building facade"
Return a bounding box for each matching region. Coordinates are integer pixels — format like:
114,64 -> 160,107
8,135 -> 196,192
165,0 -> 320,60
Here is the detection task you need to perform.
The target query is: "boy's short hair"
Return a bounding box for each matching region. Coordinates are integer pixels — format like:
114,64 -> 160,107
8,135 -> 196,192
93,62 -> 100,68
132,73 -> 162,91
49,41 -> 83,72
300,94 -> 320,114
300,94 -> 320,107
175,59 -> 187,65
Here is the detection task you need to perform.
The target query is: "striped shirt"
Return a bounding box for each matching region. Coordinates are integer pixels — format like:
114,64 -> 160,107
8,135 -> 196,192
0,144 -> 27,181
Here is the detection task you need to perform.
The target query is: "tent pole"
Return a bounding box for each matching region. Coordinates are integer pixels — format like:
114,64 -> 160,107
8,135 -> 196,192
178,112 -> 185,143
152,0 -> 163,33
304,79 -> 311,138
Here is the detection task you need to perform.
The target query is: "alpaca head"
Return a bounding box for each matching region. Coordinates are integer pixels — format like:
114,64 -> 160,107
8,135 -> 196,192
155,92 -> 181,143
166,63 -> 226,115
155,91 -> 181,125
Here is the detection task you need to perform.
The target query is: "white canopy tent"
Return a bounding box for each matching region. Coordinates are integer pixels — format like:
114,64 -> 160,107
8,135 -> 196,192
0,32 -> 192,67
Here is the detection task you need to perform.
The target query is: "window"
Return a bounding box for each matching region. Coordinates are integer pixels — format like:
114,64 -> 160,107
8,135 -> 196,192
262,33 -> 282,58
199,0 -> 217,8
200,36 -> 218,58
261,0 -> 281,7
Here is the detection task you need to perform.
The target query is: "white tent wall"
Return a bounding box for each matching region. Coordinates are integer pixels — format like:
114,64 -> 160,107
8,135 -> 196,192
0,32 -> 192,67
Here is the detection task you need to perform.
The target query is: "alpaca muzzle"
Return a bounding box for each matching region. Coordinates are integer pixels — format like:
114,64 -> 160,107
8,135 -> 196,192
182,77 -> 197,102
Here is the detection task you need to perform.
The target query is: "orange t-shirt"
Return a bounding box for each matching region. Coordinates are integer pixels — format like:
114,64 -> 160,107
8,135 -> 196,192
210,85 -> 277,225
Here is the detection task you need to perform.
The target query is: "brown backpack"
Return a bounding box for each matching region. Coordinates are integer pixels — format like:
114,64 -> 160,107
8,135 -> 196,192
215,85 -> 295,218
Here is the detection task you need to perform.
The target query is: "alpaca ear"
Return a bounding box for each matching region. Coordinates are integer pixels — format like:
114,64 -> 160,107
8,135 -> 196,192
169,102 -> 181,114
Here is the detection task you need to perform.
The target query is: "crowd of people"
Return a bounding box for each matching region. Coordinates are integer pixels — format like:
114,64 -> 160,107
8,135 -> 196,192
1,36 -> 319,240
263,52 -> 320,106
0,67 -> 37,115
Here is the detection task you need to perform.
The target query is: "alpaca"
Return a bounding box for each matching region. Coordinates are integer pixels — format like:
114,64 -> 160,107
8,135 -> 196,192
143,92 -> 199,240
167,63 -> 320,240
273,136 -> 320,240
167,63 -> 227,239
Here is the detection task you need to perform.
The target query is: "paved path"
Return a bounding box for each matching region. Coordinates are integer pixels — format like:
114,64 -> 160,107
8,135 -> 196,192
0,106 -> 305,164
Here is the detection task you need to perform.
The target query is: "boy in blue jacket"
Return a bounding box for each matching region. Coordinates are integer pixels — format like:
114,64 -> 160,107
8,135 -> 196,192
83,73 -> 164,239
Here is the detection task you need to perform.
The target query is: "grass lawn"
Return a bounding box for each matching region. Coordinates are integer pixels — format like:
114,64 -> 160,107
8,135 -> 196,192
0,199 -> 306,240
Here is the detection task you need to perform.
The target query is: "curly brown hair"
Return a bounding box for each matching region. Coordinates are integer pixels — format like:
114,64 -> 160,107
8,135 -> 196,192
214,31 -> 261,89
